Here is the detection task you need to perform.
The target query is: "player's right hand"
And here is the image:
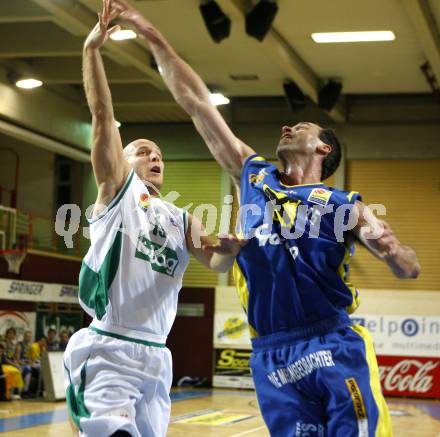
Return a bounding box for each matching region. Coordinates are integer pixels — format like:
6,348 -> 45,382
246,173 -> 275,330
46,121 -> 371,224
84,0 -> 121,50
366,220 -> 400,258
202,235 -> 248,257
112,0 -> 162,44
112,0 -> 145,27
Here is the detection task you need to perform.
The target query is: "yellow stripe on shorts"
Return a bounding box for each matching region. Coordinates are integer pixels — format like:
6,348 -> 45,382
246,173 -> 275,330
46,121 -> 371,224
345,377 -> 368,436
351,324 -> 393,437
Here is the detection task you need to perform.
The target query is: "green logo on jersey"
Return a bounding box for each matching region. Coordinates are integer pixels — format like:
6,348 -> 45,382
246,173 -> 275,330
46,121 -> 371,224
151,217 -> 167,239
135,233 -> 179,277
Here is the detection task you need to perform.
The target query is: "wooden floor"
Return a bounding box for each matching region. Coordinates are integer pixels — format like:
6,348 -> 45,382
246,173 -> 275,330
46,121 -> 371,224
0,389 -> 439,436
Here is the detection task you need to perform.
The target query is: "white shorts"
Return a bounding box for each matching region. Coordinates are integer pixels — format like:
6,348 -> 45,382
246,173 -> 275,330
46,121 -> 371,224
63,323 -> 172,437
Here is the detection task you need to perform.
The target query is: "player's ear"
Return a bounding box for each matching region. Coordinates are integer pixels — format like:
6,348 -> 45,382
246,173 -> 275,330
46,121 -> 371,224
316,142 -> 332,156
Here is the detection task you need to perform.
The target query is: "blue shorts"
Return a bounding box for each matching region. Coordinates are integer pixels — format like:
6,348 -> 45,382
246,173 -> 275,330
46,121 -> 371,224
250,314 -> 392,437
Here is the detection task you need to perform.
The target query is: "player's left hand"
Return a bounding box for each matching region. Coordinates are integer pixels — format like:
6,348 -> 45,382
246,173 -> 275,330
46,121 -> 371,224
84,0 -> 121,50
203,235 -> 248,256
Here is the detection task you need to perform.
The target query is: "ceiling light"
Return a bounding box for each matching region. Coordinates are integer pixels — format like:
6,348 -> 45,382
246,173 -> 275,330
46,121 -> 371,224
209,93 -> 230,106
311,31 -> 395,43
110,29 -> 137,41
199,1 -> 231,43
115,120 -> 121,128
246,0 -> 279,42
16,79 -> 43,89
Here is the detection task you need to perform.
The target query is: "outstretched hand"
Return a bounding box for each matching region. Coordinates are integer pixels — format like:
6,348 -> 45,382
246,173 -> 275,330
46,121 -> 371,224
112,0 -> 162,44
365,220 -> 400,258
202,235 -> 248,257
84,0 -> 122,50
111,0 -> 142,24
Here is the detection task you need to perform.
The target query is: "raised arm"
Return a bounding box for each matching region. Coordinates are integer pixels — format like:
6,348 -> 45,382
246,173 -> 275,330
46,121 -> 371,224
351,201 -> 420,279
83,0 -> 130,213
113,1 -> 255,184
186,214 -> 247,273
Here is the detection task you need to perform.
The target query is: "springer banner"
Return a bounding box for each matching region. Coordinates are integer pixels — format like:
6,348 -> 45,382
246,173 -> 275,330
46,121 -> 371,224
0,278 -> 78,304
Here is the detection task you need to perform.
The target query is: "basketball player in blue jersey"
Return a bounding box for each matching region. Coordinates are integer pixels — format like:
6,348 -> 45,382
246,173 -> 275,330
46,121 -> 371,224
114,2 -> 421,435
63,2 -> 246,436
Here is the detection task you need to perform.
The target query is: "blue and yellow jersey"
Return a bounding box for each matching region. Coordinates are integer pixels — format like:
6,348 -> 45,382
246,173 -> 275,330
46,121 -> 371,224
234,155 -> 362,337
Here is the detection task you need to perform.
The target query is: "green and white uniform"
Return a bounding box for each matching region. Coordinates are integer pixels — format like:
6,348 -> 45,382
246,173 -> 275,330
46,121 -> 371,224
64,169 -> 189,437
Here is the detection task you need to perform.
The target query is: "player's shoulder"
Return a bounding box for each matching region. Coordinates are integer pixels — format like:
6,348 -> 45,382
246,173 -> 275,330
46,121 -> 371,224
320,186 -> 362,205
242,154 -> 278,182
244,154 -> 276,165
152,198 -> 186,220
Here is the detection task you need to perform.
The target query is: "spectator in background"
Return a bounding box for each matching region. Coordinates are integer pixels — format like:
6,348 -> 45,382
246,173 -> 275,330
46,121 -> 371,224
46,328 -> 58,351
0,344 -> 7,364
4,328 -> 19,368
30,336 -> 47,364
16,331 -> 33,398
0,341 -> 24,400
29,336 -> 47,399
0,345 -> 8,401
58,330 -> 69,352
17,331 -> 32,363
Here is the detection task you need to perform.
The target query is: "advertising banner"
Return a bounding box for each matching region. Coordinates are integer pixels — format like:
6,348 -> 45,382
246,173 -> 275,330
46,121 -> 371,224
378,355 -> 440,398
0,278 -> 78,304
213,348 -> 254,389
214,312 -> 251,347
352,314 -> 440,398
212,312 -> 440,397
351,314 -> 440,358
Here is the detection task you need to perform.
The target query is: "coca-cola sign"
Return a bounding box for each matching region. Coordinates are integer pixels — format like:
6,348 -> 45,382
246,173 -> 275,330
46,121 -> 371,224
378,355 -> 440,398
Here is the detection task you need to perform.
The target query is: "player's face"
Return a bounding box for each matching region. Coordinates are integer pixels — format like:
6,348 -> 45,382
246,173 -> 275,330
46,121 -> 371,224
277,122 -> 323,156
127,140 -> 164,192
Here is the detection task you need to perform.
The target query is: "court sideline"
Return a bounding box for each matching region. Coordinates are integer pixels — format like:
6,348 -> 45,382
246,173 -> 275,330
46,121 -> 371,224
0,389 -> 439,436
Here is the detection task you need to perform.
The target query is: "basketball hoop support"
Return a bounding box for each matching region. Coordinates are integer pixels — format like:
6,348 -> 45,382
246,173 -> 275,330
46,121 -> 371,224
1,249 -> 27,274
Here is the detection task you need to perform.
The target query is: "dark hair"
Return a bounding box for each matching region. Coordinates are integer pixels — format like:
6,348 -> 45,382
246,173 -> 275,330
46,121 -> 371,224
5,327 -> 16,336
47,328 -> 56,334
319,128 -> 341,181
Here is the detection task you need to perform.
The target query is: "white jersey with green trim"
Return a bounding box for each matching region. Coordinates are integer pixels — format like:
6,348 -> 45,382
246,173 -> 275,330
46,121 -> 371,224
79,169 -> 190,339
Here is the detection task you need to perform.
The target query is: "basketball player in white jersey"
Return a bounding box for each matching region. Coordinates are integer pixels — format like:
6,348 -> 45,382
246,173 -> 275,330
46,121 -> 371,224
63,2 -> 246,436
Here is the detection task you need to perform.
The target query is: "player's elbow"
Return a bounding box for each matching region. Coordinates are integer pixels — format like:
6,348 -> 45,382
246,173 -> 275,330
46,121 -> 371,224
174,90 -> 200,116
91,102 -> 114,121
